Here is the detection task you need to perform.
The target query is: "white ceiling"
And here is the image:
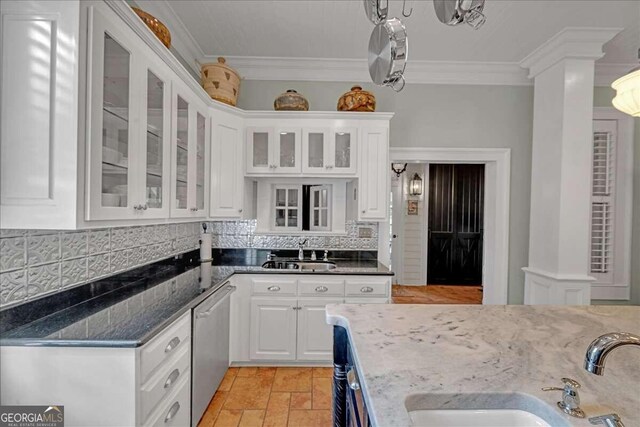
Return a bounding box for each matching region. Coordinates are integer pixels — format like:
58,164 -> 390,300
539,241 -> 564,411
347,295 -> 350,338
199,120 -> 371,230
162,0 -> 639,64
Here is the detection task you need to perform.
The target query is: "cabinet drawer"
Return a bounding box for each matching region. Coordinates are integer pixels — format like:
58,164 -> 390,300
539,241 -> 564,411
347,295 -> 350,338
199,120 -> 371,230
144,373 -> 190,427
140,312 -> 191,383
252,278 -> 297,296
345,278 -> 390,297
140,344 -> 190,424
298,279 -> 344,297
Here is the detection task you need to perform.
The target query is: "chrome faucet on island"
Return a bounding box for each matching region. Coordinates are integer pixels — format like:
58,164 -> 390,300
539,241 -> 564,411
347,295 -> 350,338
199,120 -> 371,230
584,332 -> 640,375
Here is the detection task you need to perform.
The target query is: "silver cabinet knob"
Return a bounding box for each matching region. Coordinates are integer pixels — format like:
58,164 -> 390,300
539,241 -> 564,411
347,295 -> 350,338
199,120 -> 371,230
142,203 -> 148,210
315,286 -> 329,293
267,286 -> 280,292
238,209 -> 243,213
361,210 -> 366,214
360,286 -> 374,293
164,336 -> 180,353
164,402 -> 180,423
164,369 -> 180,389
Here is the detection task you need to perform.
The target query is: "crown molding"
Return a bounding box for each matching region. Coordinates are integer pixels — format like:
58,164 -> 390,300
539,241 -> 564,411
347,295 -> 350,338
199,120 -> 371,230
131,0 -> 204,75
201,55 -> 532,86
519,27 -> 623,78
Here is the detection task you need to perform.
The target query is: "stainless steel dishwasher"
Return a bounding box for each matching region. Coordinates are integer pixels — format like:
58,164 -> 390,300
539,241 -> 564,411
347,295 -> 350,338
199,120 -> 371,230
191,282 -> 235,426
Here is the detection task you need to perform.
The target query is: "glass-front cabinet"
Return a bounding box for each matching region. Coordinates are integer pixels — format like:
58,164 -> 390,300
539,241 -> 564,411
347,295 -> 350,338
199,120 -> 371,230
246,127 -> 301,174
87,8 -> 171,220
302,127 -> 357,175
171,82 -> 209,218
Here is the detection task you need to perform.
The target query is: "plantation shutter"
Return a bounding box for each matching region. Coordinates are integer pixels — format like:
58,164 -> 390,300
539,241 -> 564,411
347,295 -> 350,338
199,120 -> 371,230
589,121 -> 617,281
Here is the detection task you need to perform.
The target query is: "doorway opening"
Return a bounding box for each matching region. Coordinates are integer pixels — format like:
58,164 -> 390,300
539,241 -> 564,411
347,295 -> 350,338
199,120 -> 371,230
390,162 -> 485,304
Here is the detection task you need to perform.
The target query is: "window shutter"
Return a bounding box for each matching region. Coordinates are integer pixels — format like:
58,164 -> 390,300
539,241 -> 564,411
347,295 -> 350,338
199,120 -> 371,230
589,130 -> 615,275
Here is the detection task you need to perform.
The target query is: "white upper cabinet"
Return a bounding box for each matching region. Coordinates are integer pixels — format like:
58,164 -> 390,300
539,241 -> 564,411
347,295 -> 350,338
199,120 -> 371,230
170,81 -> 209,219
330,128 -> 357,174
359,126 -> 389,221
246,127 -> 302,174
210,109 -> 244,218
86,6 -> 173,221
302,128 -> 330,174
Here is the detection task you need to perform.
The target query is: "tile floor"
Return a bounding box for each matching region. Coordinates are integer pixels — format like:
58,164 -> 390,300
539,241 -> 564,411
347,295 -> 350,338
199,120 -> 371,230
197,367 -> 333,427
392,284 -> 483,304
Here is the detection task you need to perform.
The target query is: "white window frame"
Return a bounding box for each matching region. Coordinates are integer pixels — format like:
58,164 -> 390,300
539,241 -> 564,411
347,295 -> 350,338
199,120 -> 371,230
272,184 -> 301,231
590,108 -> 634,300
309,185 -> 332,231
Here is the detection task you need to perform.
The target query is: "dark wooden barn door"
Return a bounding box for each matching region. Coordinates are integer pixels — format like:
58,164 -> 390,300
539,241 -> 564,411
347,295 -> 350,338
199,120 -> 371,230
427,164 -> 484,285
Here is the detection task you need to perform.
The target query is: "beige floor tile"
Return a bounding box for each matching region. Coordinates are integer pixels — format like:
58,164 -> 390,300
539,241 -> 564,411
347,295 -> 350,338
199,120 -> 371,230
198,391 -> 229,426
239,410 -> 265,427
256,367 -> 278,378
219,370 -> 238,392
312,368 -> 333,378
213,409 -> 243,427
287,409 -> 332,427
237,367 -> 259,377
263,392 -> 290,427
312,378 -> 332,409
224,376 -> 273,410
290,392 -> 312,410
272,368 -> 312,392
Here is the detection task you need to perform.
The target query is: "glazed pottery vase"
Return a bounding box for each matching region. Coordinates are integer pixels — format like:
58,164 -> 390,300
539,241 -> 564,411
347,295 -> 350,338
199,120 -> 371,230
132,7 -> 171,48
274,90 -> 309,111
337,85 -> 376,112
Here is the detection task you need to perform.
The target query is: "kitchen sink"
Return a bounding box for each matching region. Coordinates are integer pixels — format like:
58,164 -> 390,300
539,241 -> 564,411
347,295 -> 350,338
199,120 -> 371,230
409,409 -> 550,427
261,260 -> 337,271
405,393 -> 567,427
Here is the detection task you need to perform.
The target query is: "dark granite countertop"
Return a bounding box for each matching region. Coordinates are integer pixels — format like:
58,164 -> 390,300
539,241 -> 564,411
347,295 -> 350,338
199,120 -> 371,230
0,254 -> 392,348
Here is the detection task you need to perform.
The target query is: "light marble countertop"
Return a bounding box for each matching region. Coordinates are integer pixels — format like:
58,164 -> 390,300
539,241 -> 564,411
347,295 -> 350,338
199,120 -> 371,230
326,304 -> 640,427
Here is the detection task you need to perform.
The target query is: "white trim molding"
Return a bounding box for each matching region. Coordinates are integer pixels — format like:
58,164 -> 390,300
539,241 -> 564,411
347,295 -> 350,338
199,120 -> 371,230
519,27 -> 623,78
523,267 -> 593,305
388,148 -> 511,305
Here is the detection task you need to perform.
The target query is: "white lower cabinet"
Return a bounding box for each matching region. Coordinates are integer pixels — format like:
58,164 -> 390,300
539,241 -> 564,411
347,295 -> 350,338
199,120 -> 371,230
250,297 -> 298,360
297,298 -> 343,360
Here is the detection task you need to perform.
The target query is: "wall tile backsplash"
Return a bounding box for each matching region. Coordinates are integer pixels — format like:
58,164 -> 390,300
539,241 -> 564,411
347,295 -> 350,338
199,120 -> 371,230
0,223 -> 201,309
206,220 -> 379,250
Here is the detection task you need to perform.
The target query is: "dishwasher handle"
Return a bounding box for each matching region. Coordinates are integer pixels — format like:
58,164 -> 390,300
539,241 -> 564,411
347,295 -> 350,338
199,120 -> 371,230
196,285 -> 235,319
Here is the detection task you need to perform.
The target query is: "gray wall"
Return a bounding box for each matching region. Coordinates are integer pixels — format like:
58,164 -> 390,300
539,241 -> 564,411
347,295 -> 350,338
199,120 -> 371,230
593,87 -> 640,305
238,81 -> 534,303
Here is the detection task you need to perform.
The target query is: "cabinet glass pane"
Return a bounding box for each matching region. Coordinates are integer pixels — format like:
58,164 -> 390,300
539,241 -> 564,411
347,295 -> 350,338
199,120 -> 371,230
253,132 -> 269,167
196,112 -> 205,210
279,132 -> 296,167
146,71 -> 163,209
288,189 -> 298,207
276,189 -> 286,207
101,34 -> 130,208
276,209 -> 285,227
288,209 -> 298,227
176,96 -> 188,210
308,133 -> 324,168
335,132 -> 351,168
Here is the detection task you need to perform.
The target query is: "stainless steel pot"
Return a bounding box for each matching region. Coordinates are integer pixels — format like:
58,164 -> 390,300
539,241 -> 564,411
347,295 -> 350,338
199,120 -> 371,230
433,0 -> 486,29
368,18 -> 408,92
363,0 -> 387,24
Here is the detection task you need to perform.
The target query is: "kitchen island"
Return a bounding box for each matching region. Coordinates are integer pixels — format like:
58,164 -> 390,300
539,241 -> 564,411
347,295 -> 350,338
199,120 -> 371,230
326,304 -> 640,427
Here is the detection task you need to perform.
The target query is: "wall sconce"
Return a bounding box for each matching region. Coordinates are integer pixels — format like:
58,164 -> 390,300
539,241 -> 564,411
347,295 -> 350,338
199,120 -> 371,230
391,163 -> 408,177
409,173 -> 423,196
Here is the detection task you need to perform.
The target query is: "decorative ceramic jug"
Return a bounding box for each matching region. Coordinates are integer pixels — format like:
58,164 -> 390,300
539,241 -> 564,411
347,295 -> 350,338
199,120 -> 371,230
337,85 -> 376,112
274,90 -> 309,111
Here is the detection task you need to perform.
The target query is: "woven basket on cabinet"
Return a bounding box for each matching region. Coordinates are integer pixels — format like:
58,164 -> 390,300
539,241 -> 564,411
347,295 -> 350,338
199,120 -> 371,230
201,57 -> 241,106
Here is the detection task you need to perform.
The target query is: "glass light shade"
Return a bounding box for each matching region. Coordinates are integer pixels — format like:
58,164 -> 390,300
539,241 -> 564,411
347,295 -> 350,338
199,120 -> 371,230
612,67 -> 640,117
409,173 -> 423,196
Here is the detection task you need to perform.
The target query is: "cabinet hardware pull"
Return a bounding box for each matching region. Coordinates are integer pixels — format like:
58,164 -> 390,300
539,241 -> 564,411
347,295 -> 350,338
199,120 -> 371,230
164,402 -> 180,423
361,210 -> 366,214
164,369 -> 180,389
347,369 -> 360,390
165,337 -> 180,353
360,286 -> 374,293
267,286 -> 280,292
142,203 -> 148,210
238,209 -> 243,213
315,286 -> 328,293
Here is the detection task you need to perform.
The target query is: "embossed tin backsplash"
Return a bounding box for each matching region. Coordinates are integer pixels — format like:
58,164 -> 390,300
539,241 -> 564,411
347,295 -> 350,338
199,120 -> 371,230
205,220 -> 379,250
0,223 -> 201,309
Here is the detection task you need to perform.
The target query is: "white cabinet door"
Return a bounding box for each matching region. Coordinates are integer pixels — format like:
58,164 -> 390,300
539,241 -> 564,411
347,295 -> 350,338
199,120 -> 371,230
274,128 -> 302,173
210,109 -> 244,218
302,128 -> 330,174
86,6 -> 141,220
329,128 -> 357,175
246,127 -> 274,174
249,297 -> 297,361
296,298 -> 343,361
170,82 -> 208,219
358,126 -> 389,220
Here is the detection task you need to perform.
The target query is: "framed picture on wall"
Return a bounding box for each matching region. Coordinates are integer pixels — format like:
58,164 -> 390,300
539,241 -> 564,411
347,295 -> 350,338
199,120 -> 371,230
407,200 -> 418,215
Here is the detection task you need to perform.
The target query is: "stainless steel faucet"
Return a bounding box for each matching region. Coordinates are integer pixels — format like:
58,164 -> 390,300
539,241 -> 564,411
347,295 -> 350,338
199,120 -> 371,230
589,413 -> 625,427
542,378 -> 585,418
584,332 -> 640,375
298,239 -> 308,261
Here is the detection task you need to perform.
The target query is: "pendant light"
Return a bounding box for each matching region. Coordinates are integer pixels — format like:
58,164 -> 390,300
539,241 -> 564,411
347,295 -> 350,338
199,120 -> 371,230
611,49 -> 640,117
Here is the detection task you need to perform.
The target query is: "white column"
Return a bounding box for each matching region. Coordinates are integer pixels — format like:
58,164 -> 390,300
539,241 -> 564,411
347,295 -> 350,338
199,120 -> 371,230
520,28 -> 621,305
